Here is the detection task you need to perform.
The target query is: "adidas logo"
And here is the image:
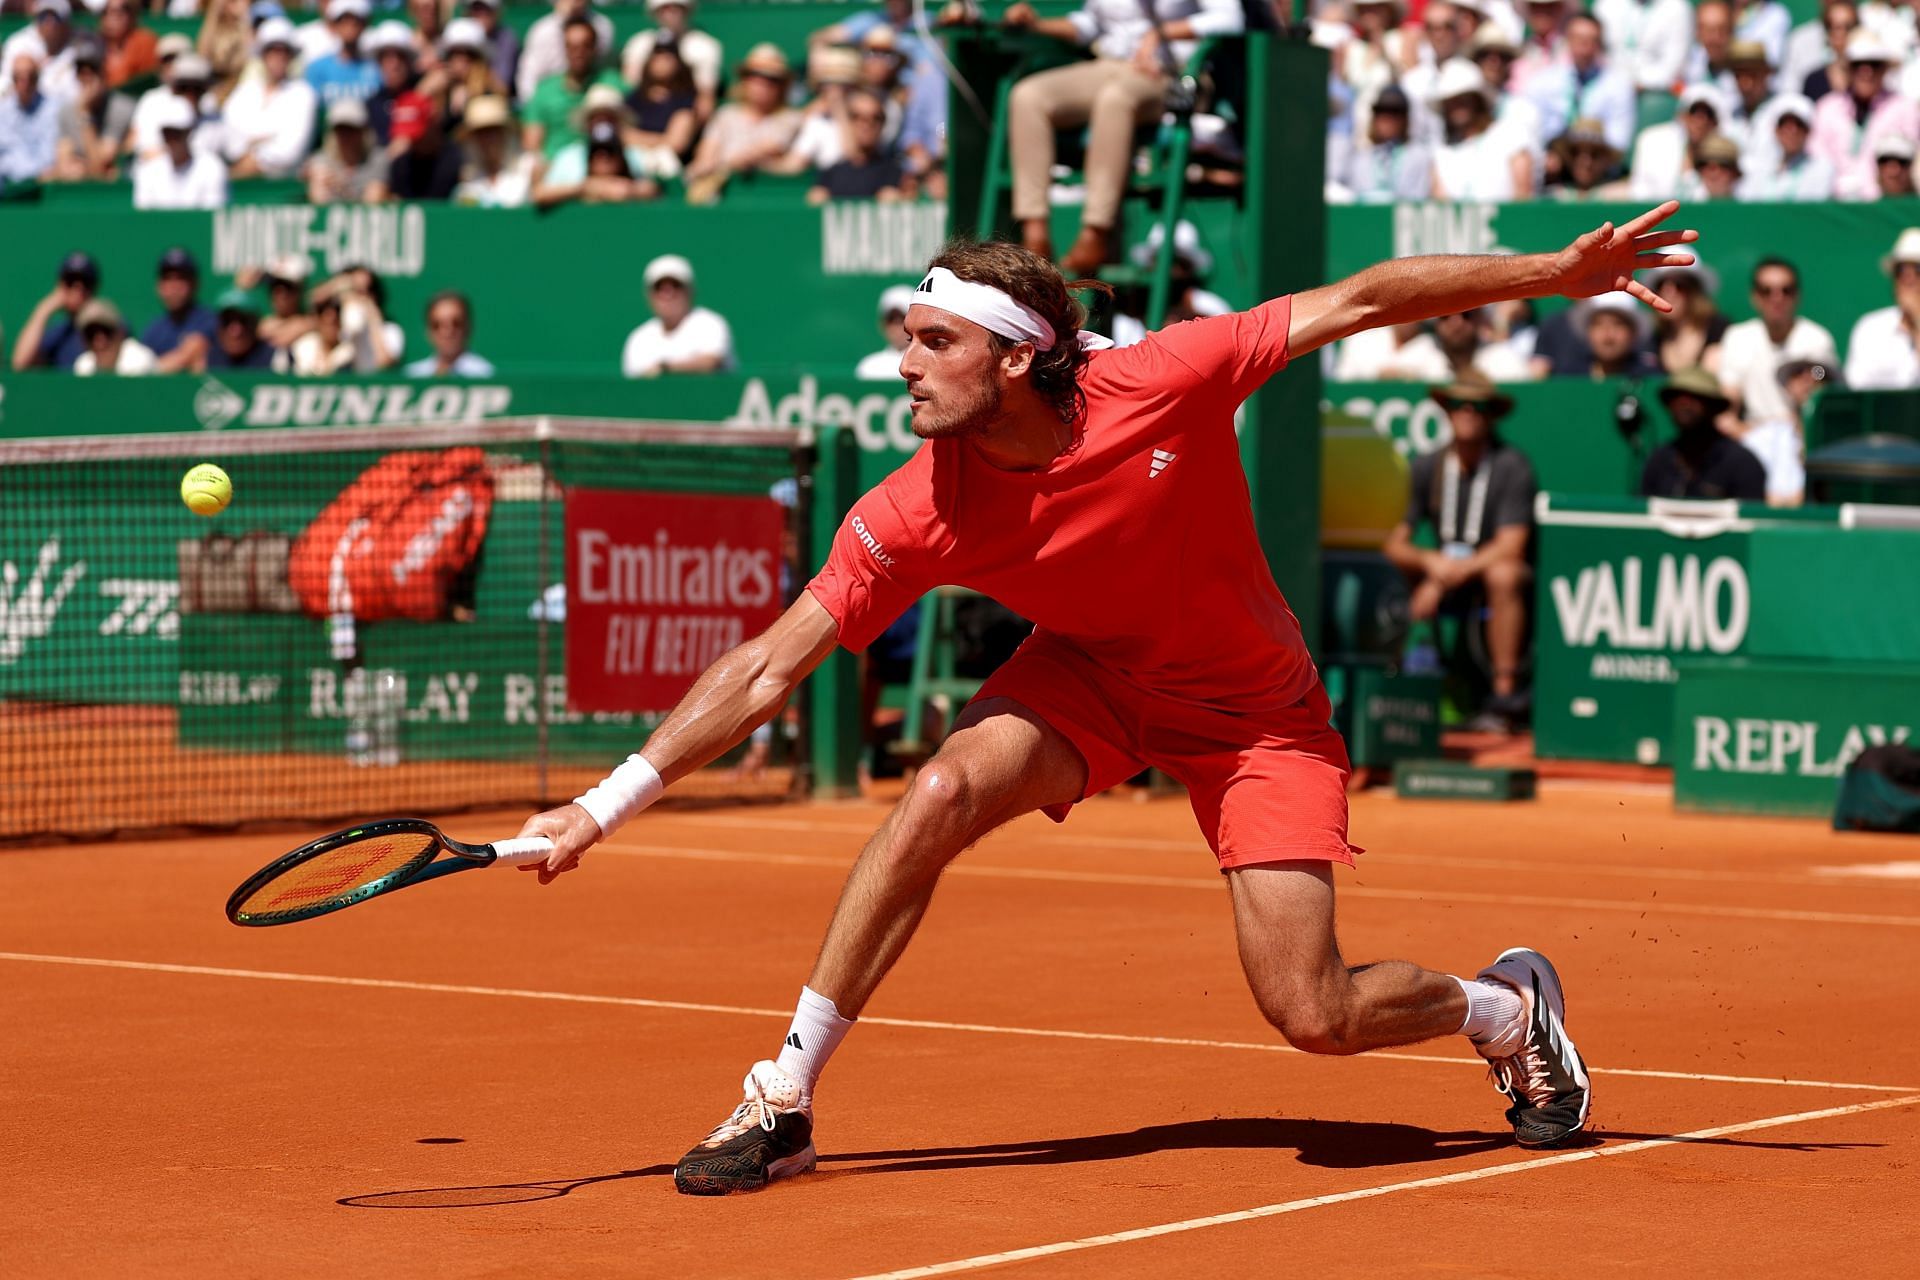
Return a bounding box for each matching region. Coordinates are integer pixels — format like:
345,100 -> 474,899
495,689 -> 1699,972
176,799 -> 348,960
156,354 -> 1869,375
786,1033 -> 804,1050
1149,449 -> 1176,478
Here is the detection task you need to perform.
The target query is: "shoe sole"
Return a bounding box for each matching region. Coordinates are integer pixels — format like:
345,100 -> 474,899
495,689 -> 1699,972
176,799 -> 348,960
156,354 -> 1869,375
674,1143 -> 818,1197
1482,948 -> 1591,1144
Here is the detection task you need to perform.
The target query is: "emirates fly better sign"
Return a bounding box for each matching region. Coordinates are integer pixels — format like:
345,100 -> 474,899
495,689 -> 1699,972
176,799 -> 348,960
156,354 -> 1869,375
565,490 -> 785,713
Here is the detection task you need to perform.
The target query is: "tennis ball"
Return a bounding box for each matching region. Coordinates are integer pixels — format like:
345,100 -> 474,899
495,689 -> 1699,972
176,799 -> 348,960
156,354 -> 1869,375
181,463 -> 232,517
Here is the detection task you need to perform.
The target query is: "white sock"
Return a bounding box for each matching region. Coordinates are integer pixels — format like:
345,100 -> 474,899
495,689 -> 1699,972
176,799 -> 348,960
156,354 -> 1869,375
1454,976 -> 1526,1054
773,986 -> 855,1102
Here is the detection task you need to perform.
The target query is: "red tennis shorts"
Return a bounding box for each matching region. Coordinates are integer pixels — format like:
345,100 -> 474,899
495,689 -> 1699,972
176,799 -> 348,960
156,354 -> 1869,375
973,630 -> 1357,869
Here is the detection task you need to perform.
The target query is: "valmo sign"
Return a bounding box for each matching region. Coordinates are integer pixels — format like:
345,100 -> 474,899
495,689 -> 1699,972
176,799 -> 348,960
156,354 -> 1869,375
1549,553 -> 1749,655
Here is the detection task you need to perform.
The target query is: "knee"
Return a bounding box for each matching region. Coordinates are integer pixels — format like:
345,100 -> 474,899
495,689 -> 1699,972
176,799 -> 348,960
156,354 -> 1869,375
897,752 -> 983,842
1008,78 -> 1046,124
1482,558 -> 1528,599
1255,991 -> 1360,1057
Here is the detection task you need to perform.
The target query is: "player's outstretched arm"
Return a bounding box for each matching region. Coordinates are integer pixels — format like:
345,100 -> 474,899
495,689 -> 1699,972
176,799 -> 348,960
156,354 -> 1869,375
1286,200 -> 1700,358
515,593 -> 841,881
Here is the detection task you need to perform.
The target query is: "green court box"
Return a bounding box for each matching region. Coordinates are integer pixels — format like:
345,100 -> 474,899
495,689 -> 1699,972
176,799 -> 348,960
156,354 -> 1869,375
1329,666 -> 1442,768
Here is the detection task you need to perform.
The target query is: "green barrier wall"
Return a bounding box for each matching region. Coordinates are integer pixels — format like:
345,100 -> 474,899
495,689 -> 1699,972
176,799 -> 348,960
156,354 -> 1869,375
1673,660 -> 1920,817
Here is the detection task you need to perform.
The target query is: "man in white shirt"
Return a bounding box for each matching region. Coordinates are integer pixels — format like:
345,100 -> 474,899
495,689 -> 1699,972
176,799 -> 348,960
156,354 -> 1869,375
1526,11 -> 1636,151
133,95 -> 228,209
621,0 -> 723,119
2,0 -> 79,106
621,254 -> 736,377
1720,41 -> 1781,166
221,18 -> 317,179
1592,0 -> 1692,94
1430,57 -> 1534,200
1718,258 -> 1838,423
404,291 -> 496,378
127,51 -> 216,161
73,299 -> 156,376
1629,82 -> 1725,198
855,284 -> 914,381
518,0 -> 614,105
1845,227 -> 1920,388
1683,0 -> 1741,99
1738,95 -> 1835,197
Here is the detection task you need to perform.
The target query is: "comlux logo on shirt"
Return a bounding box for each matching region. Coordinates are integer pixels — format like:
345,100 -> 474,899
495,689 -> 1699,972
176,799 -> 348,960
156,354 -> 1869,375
850,513 -> 897,568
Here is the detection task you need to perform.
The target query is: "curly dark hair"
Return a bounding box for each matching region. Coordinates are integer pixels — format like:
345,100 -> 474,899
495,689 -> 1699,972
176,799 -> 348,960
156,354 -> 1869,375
924,238 -> 1109,426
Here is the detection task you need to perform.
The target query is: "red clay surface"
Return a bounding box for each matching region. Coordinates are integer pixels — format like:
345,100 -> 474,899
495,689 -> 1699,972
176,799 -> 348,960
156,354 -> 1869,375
5,784 -> 1920,1278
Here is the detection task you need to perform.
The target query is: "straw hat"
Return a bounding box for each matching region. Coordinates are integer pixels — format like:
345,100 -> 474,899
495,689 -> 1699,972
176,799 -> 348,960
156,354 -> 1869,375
1880,227 -> 1920,274
738,42 -> 791,80
1428,371 -> 1514,419
1694,133 -> 1743,172
1659,366 -> 1732,414
76,299 -> 125,334
1428,58 -> 1494,107
1727,40 -> 1772,72
571,83 -> 634,130
1549,118 -> 1621,168
457,94 -> 512,136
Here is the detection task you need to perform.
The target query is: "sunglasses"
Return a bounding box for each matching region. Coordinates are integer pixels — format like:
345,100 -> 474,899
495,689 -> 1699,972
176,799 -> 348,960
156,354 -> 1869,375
429,317 -> 467,331
848,110 -> 884,123
1753,283 -> 1799,297
1896,263 -> 1920,277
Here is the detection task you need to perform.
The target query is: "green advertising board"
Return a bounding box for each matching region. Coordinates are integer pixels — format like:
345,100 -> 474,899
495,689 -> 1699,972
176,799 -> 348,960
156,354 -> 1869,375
1673,660 -> 1920,817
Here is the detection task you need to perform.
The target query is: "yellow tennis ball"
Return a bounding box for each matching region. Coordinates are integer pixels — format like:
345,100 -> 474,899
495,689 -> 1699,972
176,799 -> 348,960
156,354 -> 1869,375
181,463 -> 232,517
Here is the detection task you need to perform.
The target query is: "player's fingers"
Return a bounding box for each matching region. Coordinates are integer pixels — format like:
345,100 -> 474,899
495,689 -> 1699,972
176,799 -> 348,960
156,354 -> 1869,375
1623,278 -> 1673,311
1621,200 -> 1680,237
1632,230 -> 1698,250
1634,252 -> 1695,271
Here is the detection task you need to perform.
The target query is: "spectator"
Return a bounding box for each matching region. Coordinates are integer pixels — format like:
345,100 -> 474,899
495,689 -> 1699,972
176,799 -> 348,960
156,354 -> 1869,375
1341,0 -> 1410,112
1512,0 -> 1574,96
197,0 -> 253,99
1544,118 -> 1625,200
405,291 -> 495,377
0,55 -> 62,184
451,94 -> 533,206
73,300 -> 155,376
625,43 -> 697,167
1429,59 -> 1533,200
1733,0 -> 1792,68
50,35 -> 134,181
133,96 -> 228,208
1811,29 -> 1918,200
1645,259 -> 1727,373
1342,85 -> 1435,203
207,288 -> 277,370
305,0 -> 381,109
256,254 -> 315,352
463,0 -> 521,96
292,0 -> 345,67
621,254 -> 736,377
621,0 -> 722,121
1,0 -> 78,106
1465,27 -> 1546,168
402,0 -> 448,74
517,0 -> 613,105
523,14 -> 623,159
856,26 -> 912,140
1333,320 -> 1429,380
810,87 -> 906,202
367,21 -> 430,148
534,101 -> 662,205
1677,131 -> 1744,199
388,107 -> 464,199
141,247 -> 218,375
1629,85 -> 1724,199
1740,94 -> 1835,198
1382,373 -> 1537,734
305,98 -> 391,203
810,0 -> 952,181
1109,219 -> 1232,347
1544,292 -> 1660,378
1402,3 -> 1470,143
287,292 -> 356,375
310,266 -> 402,371
1684,0 -> 1740,100
1640,367 -> 1766,500
1796,2 -> 1859,101
1386,307 -> 1537,381
124,36 -> 193,161
784,46 -> 862,178
1875,133 -> 1918,197
1719,257 -> 1838,428
427,18 -> 508,136
95,0 -> 155,90
9,251 -> 97,372
1743,357 -> 1834,505
683,44 -> 803,202
1592,0 -> 1692,102
1000,0 -> 1246,273
221,17 -> 316,179
1722,42 -> 1779,162
856,283 -> 914,381
1844,228 -> 1920,388
1528,12 -> 1634,152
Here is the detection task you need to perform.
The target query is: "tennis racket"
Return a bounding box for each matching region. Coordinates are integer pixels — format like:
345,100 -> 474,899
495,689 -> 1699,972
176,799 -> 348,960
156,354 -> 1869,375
225,818 -> 553,927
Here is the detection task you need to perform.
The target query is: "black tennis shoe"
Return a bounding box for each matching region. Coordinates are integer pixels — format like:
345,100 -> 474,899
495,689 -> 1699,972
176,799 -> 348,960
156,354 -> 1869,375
674,1060 -> 817,1195
1476,948 -> 1592,1148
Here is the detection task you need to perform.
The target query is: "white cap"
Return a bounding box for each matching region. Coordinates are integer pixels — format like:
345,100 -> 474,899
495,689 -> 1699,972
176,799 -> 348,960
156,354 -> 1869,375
1882,227 -> 1920,273
644,253 -> 694,289
1677,82 -> 1726,117
265,253 -> 311,284
1846,28 -> 1902,66
170,52 -> 212,83
152,94 -> 197,133
327,96 -> 370,129
1576,290 -> 1653,342
1644,255 -> 1719,299
440,16 -> 491,55
878,284 -> 916,318
33,0 -> 71,19
1428,58 -> 1493,106
1877,134 -> 1917,161
646,0 -> 693,9
367,20 -> 416,55
1771,93 -> 1815,126
326,0 -> 372,20
254,16 -> 297,50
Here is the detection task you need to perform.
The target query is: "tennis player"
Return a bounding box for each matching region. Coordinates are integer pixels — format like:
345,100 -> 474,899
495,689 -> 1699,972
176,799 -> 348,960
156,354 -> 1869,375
518,202 -> 1698,1194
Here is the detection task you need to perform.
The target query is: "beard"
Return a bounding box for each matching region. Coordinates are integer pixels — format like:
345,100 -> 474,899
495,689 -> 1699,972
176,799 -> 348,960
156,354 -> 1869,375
911,374 -> 1004,439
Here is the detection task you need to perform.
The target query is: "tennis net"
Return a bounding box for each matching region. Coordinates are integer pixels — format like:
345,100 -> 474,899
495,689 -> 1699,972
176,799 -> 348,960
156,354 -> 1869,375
0,419 -> 812,843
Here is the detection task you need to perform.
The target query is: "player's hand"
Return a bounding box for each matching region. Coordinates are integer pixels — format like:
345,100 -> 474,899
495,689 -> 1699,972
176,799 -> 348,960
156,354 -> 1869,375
1550,200 -> 1698,312
514,803 -> 602,885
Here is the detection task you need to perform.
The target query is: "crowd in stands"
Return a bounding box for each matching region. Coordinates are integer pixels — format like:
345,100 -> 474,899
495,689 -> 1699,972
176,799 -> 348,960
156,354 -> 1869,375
0,0 -> 952,206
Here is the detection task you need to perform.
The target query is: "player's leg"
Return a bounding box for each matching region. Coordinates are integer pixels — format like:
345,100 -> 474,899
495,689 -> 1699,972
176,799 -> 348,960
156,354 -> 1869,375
1226,862 -> 1590,1148
674,697 -> 1091,1195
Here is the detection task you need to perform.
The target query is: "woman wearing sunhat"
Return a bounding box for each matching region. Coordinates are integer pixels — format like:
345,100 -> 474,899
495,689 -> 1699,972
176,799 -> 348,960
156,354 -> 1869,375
683,43 -> 802,202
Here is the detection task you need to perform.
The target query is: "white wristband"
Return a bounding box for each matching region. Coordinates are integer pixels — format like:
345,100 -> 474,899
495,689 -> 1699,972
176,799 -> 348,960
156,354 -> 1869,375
573,754 -> 665,838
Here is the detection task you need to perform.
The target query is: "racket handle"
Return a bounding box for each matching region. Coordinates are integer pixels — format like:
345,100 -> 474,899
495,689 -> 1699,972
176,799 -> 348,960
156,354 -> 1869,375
489,836 -> 556,866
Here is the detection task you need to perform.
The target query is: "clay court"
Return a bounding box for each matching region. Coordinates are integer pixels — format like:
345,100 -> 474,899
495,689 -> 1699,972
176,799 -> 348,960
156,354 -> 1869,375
7,782 -> 1918,1277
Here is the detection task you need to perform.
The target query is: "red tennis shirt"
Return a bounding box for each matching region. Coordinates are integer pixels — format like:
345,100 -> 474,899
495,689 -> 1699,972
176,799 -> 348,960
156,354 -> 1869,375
806,295 -> 1316,714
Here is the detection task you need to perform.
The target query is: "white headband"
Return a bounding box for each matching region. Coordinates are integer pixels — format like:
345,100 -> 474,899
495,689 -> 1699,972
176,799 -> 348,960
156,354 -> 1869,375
912,266 -> 1113,352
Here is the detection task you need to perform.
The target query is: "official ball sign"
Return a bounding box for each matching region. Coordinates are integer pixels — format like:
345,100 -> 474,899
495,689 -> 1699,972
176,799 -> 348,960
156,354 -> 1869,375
564,489 -> 784,714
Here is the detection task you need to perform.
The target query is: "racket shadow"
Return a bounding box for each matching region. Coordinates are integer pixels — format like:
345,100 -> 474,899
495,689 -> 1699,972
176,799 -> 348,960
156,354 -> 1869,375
338,1164 -> 674,1209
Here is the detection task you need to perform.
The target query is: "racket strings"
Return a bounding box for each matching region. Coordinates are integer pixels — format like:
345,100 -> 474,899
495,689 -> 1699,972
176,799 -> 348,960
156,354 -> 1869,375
239,832 -> 435,919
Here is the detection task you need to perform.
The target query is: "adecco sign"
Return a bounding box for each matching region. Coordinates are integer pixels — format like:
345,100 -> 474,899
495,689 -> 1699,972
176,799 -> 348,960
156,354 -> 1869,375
1331,392 -> 1453,457
730,375 -> 919,455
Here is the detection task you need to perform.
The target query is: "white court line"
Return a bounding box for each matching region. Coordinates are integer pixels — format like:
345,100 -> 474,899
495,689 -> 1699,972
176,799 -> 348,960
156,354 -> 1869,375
2,951 -> 1912,1095
842,1093 -> 1920,1280
660,814 -> 1920,893
607,842 -> 1920,930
